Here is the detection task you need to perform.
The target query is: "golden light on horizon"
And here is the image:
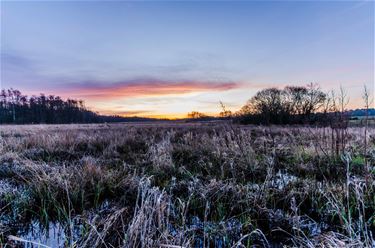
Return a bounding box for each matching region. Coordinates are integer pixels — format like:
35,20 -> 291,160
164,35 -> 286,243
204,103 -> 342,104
20,81 -> 374,119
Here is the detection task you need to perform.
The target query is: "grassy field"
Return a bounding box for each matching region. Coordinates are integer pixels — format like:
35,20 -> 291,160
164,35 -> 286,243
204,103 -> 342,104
0,123 -> 374,247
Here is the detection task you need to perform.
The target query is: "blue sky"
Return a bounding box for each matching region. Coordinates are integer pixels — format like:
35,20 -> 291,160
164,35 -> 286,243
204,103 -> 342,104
1,1 -> 374,117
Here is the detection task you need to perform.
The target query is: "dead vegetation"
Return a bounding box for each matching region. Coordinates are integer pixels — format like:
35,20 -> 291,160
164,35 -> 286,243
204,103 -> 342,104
0,123 -> 374,247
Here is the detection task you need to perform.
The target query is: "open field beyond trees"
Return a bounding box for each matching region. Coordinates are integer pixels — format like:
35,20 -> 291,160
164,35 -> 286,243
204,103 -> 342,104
0,123 -> 374,247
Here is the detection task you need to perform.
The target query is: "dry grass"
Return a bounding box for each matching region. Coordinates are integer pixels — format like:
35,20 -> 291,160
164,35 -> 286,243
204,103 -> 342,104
0,122 -> 374,247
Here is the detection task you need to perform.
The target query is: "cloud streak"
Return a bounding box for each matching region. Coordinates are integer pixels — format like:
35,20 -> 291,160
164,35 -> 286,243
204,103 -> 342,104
111,110 -> 153,116
59,79 -> 241,100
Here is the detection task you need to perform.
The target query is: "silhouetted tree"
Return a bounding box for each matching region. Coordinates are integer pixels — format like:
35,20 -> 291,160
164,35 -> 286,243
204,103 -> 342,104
0,88 -> 161,124
187,111 -> 208,119
237,84 -> 327,125
219,101 -> 232,118
0,89 -> 101,124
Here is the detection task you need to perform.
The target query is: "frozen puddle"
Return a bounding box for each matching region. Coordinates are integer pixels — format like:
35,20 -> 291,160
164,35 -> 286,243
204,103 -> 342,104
10,221 -> 66,248
8,220 -> 83,248
271,170 -> 298,190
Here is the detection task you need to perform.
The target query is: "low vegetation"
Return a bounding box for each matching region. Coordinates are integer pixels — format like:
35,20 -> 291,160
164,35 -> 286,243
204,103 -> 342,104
0,123 -> 374,247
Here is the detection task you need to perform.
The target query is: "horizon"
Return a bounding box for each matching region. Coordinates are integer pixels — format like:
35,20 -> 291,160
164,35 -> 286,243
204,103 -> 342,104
1,1 -> 374,119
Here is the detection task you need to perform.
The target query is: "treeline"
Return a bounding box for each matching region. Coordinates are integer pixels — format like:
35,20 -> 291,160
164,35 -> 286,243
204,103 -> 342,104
0,89 -> 156,124
0,89 -> 101,124
2,85 -> 371,125
236,83 -> 372,125
188,83 -> 372,126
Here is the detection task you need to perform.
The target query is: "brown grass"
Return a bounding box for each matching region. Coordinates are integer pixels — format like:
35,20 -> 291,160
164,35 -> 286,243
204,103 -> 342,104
0,122 -> 374,247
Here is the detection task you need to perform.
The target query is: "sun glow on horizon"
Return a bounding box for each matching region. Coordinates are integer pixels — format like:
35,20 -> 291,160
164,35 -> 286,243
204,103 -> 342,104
2,1 -> 373,117
18,81 -> 374,119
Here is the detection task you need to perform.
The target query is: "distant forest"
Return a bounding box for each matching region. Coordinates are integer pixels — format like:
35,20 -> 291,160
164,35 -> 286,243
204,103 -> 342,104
0,89 -> 156,124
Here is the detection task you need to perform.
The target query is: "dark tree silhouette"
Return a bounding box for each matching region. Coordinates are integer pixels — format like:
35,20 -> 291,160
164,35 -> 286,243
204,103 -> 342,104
0,88 -> 153,124
237,84 -> 327,125
187,111 -> 208,119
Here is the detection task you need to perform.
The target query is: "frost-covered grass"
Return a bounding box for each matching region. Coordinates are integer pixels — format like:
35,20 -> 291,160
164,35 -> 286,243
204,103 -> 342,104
0,123 -> 374,247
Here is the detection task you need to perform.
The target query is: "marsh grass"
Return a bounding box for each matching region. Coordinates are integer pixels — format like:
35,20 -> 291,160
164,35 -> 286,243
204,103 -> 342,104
0,123 -> 374,247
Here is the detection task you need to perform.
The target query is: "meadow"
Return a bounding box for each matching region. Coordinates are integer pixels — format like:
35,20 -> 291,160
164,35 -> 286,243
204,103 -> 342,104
0,122 -> 374,247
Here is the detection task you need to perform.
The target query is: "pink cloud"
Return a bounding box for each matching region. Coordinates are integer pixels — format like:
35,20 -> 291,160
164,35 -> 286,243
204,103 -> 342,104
58,79 -> 241,100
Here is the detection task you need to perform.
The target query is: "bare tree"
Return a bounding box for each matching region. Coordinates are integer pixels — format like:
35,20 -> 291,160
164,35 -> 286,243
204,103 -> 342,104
244,88 -> 286,124
338,85 -> 350,115
219,101 -> 232,118
238,84 -> 326,124
284,86 -> 308,115
362,85 -> 373,174
303,83 -> 326,117
187,111 -> 207,119
330,86 -> 350,156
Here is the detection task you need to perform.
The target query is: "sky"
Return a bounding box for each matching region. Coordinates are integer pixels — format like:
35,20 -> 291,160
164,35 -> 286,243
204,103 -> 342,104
1,1 -> 374,118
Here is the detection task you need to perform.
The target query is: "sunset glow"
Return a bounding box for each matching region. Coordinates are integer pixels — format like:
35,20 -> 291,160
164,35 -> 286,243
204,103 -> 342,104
1,1 -> 374,117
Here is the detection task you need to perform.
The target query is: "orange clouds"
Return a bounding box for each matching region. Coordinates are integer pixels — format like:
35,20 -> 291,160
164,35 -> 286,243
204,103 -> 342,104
64,80 -> 240,100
